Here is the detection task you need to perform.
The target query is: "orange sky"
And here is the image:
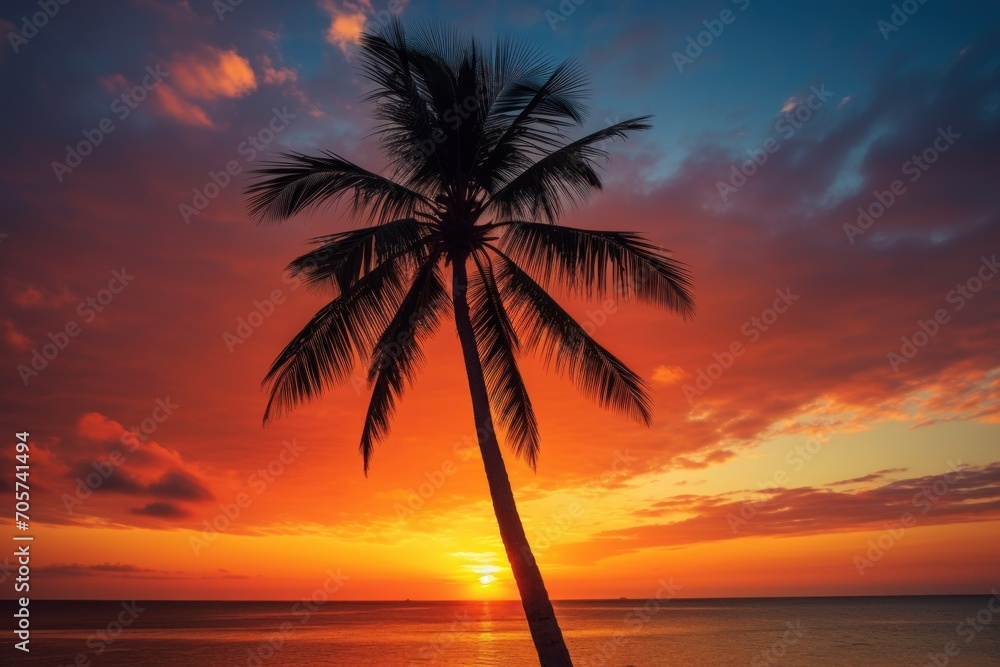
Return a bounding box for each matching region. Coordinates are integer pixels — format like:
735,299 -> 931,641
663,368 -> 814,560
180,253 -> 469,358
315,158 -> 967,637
2,0 -> 999,601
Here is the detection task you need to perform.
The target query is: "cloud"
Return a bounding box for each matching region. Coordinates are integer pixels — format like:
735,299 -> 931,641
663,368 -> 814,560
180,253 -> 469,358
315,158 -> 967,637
77,412 -> 127,442
56,412 -> 215,521
322,1 -> 368,50
147,470 -> 214,501
652,365 -> 685,385
169,47 -> 257,100
36,562 -> 247,579
826,468 -> 908,486
555,463 -> 1000,564
148,47 -> 257,127
130,501 -> 191,518
71,464 -> 213,501
670,449 -> 737,470
152,84 -> 214,127
37,562 -> 167,577
7,283 -> 76,308
259,55 -> 297,85
131,0 -> 201,22
2,319 -> 30,350
318,0 -> 403,53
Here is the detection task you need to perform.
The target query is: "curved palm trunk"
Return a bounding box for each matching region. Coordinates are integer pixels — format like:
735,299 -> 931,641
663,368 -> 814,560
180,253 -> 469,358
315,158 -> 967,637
451,258 -> 574,667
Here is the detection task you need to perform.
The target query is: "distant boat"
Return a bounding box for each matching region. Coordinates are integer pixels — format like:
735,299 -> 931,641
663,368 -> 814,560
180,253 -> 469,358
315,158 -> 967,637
620,597 -> 627,600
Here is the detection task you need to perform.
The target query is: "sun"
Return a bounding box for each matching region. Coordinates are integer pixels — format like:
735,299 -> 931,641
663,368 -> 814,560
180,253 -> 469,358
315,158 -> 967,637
479,574 -> 497,586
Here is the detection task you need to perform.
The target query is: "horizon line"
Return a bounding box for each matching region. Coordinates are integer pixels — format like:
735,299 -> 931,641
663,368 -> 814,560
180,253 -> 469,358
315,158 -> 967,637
11,592 -> 998,603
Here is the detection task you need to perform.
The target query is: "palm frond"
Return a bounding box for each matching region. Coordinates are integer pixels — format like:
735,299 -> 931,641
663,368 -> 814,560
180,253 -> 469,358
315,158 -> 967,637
498,222 -> 694,317
474,60 -> 590,194
287,218 -> 436,295
494,253 -> 653,425
262,255 -> 411,423
245,151 -> 430,225
357,20 -> 461,196
469,252 -> 540,466
360,255 -> 450,472
486,117 -> 652,223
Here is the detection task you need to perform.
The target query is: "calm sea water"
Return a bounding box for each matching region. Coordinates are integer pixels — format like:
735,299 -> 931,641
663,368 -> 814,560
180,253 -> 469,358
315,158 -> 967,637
5,596 -> 999,666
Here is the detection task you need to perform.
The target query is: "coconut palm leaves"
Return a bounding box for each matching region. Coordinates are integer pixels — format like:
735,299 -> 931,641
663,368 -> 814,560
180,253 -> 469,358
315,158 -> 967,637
249,19 -> 694,472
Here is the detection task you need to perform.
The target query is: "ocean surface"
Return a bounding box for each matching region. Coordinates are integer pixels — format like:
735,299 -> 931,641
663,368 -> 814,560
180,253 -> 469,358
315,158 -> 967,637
5,596 -> 999,666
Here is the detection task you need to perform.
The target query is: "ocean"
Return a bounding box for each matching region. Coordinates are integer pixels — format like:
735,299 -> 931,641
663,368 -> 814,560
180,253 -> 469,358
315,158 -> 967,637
6,596 -> 999,666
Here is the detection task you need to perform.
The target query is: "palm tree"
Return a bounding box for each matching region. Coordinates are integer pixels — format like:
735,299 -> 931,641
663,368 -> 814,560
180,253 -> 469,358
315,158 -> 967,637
245,20 -> 693,667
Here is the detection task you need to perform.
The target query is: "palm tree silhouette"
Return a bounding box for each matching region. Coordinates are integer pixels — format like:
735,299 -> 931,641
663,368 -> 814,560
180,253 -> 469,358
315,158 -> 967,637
246,20 -> 693,667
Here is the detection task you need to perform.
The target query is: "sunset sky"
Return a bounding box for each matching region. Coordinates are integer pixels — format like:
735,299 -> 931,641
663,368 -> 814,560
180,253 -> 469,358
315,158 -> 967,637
1,0 -> 998,602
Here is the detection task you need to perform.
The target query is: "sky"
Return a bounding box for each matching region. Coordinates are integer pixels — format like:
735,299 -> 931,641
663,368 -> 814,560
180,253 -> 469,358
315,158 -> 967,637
0,0 -> 998,601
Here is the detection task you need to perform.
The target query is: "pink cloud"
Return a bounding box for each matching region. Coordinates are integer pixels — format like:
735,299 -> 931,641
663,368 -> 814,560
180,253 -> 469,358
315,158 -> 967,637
152,84 -> 214,128
2,319 -> 30,350
168,47 -> 257,100
259,55 -> 297,86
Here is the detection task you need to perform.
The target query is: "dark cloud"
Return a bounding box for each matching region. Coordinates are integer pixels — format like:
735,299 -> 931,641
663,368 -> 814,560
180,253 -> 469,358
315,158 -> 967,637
36,562 -> 247,579
68,462 -> 212,501
554,462 -> 1000,564
130,501 -> 191,518
146,470 -> 214,501
827,468 -> 909,486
